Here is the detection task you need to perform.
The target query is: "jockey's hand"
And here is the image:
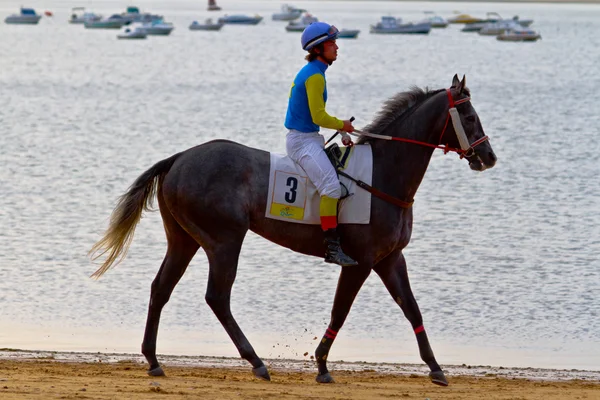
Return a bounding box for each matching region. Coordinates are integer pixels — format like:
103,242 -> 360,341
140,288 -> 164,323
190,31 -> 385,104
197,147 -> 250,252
341,132 -> 354,147
341,119 -> 355,133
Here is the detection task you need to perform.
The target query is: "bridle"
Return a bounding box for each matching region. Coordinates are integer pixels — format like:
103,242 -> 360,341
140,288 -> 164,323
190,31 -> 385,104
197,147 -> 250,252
349,88 -> 490,159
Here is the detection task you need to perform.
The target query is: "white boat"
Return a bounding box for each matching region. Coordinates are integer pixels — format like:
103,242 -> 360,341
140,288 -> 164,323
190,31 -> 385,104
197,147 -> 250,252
69,7 -> 101,24
478,20 -> 521,36
370,16 -> 431,34
117,25 -> 147,39
5,7 -> 42,25
85,14 -> 127,29
272,4 -> 305,21
337,29 -> 360,39
218,14 -> 263,25
121,6 -> 162,24
140,19 -> 174,35
497,26 -> 541,42
189,18 -> 224,31
285,13 -> 318,32
421,13 -> 448,28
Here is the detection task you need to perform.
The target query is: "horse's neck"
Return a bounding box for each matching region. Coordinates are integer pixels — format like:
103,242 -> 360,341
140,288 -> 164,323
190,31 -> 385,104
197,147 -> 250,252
371,95 -> 448,201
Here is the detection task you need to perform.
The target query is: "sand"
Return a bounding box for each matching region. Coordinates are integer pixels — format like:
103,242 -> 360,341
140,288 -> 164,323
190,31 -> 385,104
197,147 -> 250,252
0,351 -> 599,399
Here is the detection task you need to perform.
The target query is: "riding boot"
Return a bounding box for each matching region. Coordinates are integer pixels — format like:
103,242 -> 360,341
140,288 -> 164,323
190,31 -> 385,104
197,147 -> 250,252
323,228 -> 358,267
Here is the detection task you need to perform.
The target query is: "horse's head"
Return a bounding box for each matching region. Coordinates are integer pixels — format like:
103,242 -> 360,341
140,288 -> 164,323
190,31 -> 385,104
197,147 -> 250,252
440,75 -> 497,171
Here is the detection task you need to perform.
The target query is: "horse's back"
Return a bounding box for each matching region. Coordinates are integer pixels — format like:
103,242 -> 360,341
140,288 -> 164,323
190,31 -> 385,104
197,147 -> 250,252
161,140 -> 271,226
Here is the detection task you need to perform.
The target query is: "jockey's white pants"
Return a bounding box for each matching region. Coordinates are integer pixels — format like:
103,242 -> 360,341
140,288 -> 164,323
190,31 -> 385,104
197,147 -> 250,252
286,129 -> 341,199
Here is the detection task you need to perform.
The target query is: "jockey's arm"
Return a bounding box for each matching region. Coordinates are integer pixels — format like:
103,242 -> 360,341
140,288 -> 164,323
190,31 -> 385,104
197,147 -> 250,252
305,74 -> 344,131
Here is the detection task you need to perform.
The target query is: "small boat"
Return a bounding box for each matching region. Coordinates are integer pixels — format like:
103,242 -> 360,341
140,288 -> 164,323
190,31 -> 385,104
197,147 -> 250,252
140,18 -> 174,35
285,13 -> 318,32
189,18 -> 224,31
337,29 -> 360,39
447,13 -> 482,24
218,14 -> 263,25
497,27 -> 541,42
4,7 -> 42,25
272,4 -> 305,21
462,13 -> 532,32
421,13 -> 448,28
208,0 -> 221,11
478,20 -> 521,36
69,7 -> 102,24
370,16 -> 431,35
121,6 -> 162,24
117,25 -> 147,39
85,14 -> 127,29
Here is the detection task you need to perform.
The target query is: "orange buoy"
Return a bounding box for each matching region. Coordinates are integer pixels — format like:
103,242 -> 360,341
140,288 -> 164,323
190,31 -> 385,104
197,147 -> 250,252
44,11 -> 53,17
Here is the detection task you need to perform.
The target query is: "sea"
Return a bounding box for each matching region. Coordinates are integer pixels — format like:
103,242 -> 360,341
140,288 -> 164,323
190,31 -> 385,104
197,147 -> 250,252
0,0 -> 599,372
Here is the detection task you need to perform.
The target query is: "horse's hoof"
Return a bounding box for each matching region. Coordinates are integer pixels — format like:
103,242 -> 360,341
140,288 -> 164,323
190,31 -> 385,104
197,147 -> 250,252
147,366 -> 165,377
429,370 -> 448,386
316,373 -> 335,383
252,365 -> 271,381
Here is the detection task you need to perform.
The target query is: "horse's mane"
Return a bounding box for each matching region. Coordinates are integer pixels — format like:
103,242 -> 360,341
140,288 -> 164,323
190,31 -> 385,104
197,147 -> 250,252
356,87 -> 446,144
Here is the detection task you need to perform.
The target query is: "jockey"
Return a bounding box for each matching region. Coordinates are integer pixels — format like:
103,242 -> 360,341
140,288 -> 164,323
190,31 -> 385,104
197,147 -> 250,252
284,22 -> 358,267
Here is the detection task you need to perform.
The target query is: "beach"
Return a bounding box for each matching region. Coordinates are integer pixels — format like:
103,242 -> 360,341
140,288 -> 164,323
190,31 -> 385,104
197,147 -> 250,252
1,350 -> 599,399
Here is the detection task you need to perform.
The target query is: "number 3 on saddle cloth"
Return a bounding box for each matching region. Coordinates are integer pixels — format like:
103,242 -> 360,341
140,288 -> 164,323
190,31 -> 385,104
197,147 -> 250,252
266,143 -> 373,224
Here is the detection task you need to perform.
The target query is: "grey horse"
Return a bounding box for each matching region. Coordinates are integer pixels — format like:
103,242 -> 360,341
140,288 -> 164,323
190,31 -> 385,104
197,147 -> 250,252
90,75 -> 497,386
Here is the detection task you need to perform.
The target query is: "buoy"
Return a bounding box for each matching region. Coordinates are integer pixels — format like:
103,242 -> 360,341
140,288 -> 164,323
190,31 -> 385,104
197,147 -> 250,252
44,11 -> 53,17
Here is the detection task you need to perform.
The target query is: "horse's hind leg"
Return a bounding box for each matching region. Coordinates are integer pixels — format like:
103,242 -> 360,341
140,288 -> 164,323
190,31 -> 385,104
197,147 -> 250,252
315,266 -> 372,383
141,214 -> 200,376
374,249 -> 448,386
204,234 -> 270,381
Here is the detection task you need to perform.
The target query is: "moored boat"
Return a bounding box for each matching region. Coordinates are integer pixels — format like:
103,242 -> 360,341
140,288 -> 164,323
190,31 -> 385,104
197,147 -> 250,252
370,16 -> 431,34
5,7 -> 42,25
117,25 -> 147,39
217,14 -> 263,25
189,18 -> 224,31
337,29 -> 360,39
285,13 -> 318,32
69,7 -> 102,24
85,14 -> 127,29
497,27 -> 541,42
272,4 -> 305,21
140,19 -> 174,35
447,13 -> 482,24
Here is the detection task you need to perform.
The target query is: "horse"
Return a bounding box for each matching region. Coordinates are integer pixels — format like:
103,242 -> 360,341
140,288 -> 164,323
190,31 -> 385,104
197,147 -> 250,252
89,74 -> 496,386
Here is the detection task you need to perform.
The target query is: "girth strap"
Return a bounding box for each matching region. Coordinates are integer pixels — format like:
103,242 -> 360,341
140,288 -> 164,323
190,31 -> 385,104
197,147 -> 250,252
337,170 -> 413,209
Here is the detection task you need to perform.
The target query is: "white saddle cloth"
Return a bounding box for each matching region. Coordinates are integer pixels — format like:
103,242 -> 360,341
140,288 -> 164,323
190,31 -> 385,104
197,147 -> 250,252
266,144 -> 373,225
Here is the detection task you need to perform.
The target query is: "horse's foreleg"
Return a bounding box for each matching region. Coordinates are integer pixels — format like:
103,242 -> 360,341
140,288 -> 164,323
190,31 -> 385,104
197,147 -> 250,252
374,249 -> 448,386
315,266 -> 371,383
205,240 -> 270,381
141,236 -> 199,376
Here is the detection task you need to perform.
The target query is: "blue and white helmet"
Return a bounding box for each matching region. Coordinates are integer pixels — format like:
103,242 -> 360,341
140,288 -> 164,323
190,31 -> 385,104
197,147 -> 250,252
301,22 -> 339,51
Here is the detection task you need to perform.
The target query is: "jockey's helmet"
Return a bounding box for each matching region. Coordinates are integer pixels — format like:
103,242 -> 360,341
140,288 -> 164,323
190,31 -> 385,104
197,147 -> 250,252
301,22 -> 339,51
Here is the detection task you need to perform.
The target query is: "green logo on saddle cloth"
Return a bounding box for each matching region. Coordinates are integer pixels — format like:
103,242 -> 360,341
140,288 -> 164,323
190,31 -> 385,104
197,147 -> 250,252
270,171 -> 307,220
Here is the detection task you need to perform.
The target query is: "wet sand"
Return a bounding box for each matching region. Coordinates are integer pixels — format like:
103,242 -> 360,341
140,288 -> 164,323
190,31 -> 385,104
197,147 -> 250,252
0,351 -> 598,399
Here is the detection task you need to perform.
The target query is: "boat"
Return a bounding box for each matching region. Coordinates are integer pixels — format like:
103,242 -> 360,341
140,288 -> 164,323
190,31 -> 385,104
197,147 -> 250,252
497,27 -> 541,42
4,7 -> 42,25
121,6 -> 162,24
272,4 -> 305,21
208,0 -> 221,11
189,18 -> 224,31
337,29 -> 360,39
218,14 -> 263,25
421,12 -> 448,28
462,13 -> 532,32
117,25 -> 147,39
68,7 -> 102,24
370,16 -> 431,35
140,18 -> 174,35
285,13 -> 318,32
447,13 -> 482,24
85,14 -> 127,29
478,20 -> 521,36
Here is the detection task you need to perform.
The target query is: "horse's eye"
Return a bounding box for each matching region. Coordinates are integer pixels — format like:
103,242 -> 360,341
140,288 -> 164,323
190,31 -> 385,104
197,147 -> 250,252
466,116 -> 476,123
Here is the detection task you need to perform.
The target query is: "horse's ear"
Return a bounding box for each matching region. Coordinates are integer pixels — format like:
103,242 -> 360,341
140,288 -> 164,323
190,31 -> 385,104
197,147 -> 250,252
460,75 -> 467,92
452,74 -> 460,88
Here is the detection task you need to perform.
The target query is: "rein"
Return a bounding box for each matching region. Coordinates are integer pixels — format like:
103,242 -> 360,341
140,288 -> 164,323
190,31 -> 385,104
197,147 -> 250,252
349,88 -> 490,159
341,88 -> 490,209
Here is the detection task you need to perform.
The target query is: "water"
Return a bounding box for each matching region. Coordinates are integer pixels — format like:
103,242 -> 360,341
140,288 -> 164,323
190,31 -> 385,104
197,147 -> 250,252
1,0 -> 599,371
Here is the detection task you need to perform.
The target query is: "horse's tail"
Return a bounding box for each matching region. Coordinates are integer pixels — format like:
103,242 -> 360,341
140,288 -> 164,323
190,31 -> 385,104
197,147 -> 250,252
89,152 -> 182,279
